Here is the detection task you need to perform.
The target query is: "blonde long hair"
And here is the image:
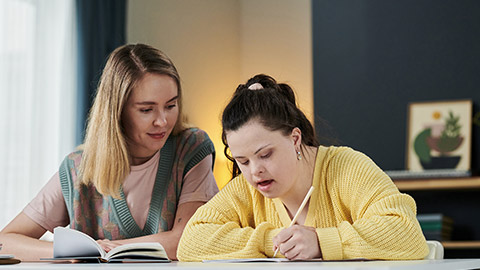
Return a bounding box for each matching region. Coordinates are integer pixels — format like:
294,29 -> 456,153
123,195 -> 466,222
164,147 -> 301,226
79,44 -> 186,198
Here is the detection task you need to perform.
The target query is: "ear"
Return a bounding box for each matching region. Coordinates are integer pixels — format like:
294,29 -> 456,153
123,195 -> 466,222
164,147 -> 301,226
290,127 -> 302,149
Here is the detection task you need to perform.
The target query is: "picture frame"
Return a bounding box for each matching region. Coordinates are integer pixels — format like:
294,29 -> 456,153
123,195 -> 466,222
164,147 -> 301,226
406,100 -> 472,171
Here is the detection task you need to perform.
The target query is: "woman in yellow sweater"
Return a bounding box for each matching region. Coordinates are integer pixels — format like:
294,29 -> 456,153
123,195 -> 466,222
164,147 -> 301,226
177,74 -> 428,261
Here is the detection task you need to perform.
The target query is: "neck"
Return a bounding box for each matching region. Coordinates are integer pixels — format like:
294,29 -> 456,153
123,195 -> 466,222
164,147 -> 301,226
281,146 -> 318,217
130,151 -> 157,166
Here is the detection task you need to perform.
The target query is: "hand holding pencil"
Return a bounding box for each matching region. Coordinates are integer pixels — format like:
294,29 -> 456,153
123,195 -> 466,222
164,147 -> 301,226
273,186 -> 316,258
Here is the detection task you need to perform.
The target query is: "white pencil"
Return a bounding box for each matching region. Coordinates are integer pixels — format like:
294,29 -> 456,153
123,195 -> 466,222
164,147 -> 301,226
273,186 -> 315,258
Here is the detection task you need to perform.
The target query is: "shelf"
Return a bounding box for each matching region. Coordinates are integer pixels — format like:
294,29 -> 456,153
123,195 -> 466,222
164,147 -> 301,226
393,177 -> 480,191
442,241 -> 480,249
392,178 -> 480,252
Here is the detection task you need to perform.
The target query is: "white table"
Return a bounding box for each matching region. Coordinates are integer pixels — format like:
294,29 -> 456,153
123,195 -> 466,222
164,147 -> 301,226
2,259 -> 480,270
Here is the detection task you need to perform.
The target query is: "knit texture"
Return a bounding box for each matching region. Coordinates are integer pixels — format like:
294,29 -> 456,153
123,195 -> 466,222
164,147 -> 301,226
59,128 -> 215,240
177,146 -> 429,261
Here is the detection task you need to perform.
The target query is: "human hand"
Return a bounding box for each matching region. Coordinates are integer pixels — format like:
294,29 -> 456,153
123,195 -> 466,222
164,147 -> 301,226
96,239 -> 122,252
272,225 -> 322,260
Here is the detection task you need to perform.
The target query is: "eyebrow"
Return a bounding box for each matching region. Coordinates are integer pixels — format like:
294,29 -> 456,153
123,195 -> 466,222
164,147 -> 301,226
233,144 -> 271,159
135,95 -> 178,105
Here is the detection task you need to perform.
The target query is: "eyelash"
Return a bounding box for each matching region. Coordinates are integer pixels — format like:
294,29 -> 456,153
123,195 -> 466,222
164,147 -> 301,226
139,103 -> 176,113
238,152 -> 271,166
260,152 -> 272,159
239,160 -> 249,166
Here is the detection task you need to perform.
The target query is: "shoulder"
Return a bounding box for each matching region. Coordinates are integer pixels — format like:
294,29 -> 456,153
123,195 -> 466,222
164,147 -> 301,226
173,128 -> 214,156
321,145 -> 375,169
58,150 -> 84,190
61,150 -> 84,170
319,146 -> 395,192
222,175 -> 254,195
170,128 -> 215,175
209,176 -> 248,203
211,174 -> 261,208
174,128 -> 212,145
320,145 -> 387,183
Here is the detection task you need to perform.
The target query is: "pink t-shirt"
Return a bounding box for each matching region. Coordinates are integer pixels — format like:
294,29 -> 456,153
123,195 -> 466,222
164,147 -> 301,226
23,151 -> 218,232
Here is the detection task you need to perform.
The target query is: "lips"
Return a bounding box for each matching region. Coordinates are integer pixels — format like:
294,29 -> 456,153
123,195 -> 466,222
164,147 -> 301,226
148,132 -> 166,140
256,179 -> 274,192
257,180 -> 273,186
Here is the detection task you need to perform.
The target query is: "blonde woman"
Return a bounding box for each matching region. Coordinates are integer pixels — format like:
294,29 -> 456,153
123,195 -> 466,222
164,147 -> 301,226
0,44 -> 218,261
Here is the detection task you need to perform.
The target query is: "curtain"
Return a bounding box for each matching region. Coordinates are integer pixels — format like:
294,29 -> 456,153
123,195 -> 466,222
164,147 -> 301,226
0,0 -> 77,229
75,0 -> 126,145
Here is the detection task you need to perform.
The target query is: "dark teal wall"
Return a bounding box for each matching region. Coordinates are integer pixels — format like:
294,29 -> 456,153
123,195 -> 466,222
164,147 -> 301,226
312,0 -> 480,258
312,0 -> 480,173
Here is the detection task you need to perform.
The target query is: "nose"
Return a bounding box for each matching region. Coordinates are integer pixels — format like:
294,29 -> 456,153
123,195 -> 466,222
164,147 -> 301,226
250,161 -> 264,177
153,111 -> 167,127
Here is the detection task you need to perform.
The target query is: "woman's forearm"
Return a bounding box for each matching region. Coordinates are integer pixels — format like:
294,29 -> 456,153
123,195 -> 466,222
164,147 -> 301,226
0,212 -> 53,261
0,232 -> 53,261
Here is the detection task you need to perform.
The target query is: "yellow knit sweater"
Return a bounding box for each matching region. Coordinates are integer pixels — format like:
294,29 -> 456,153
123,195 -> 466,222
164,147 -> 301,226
177,146 -> 429,261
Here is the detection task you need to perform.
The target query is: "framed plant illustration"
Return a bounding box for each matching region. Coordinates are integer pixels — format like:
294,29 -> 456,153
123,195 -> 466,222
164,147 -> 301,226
406,100 -> 472,171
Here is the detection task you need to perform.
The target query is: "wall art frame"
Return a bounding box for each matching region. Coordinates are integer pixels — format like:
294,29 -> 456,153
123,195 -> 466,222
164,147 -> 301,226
406,100 -> 472,171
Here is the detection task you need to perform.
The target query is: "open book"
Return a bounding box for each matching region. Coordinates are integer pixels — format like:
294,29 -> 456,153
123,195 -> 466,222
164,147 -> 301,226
48,227 -> 170,263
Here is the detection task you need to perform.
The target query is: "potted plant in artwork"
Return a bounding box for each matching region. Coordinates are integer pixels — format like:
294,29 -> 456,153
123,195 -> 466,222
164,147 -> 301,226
413,111 -> 463,169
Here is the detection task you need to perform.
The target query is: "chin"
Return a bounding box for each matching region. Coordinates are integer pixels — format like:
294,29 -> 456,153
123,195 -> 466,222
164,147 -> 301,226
151,139 -> 167,148
258,190 -> 278,199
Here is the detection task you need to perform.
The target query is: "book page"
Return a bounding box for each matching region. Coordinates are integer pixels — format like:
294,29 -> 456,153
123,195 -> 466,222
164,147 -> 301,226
106,242 -> 168,261
53,227 -> 105,258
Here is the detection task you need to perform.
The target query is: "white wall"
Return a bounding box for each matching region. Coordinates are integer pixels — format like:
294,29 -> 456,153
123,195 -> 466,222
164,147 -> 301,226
127,0 -> 312,188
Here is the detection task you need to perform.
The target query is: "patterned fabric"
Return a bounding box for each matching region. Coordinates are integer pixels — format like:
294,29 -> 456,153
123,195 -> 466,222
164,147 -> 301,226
177,145 -> 429,261
59,128 -> 215,240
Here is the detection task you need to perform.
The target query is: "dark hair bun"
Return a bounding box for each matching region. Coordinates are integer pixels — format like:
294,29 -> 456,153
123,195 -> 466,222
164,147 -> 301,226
238,74 -> 296,105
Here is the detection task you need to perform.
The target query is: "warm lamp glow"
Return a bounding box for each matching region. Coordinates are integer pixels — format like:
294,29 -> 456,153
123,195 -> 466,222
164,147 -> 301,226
213,155 -> 231,190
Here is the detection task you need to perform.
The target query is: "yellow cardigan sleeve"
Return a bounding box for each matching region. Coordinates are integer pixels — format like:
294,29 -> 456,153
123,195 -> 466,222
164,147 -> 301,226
317,148 -> 429,260
177,178 -> 281,262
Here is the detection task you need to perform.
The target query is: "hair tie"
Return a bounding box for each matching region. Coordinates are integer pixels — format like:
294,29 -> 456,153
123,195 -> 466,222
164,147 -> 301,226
248,82 -> 263,90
